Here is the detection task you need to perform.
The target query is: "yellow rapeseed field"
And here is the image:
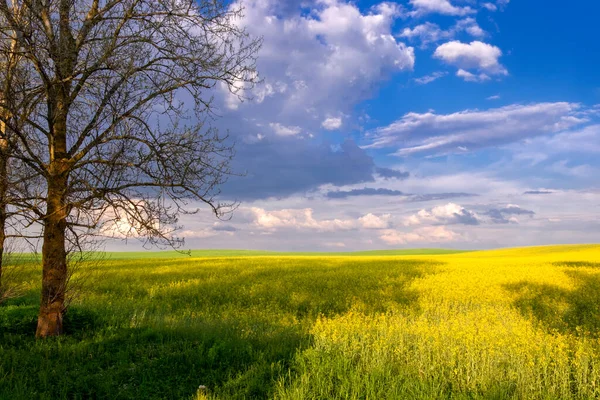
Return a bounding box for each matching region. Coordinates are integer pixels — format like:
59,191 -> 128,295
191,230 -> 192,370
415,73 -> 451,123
276,245 -> 600,399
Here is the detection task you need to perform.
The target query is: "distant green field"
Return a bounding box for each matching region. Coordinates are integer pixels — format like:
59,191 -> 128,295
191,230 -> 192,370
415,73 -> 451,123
105,248 -> 472,259
1,245 -> 600,399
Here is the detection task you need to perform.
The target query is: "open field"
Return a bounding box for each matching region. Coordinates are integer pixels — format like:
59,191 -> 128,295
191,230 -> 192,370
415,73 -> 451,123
1,245 -> 600,399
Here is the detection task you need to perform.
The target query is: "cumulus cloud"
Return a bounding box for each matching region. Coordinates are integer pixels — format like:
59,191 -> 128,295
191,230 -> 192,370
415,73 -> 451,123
400,18 -> 485,48
405,203 -> 481,226
456,18 -> 486,38
214,0 -> 417,201
359,213 -> 392,229
408,0 -> 475,16
247,207 -> 414,234
251,207 -> 357,232
366,102 -> 587,156
434,40 -> 507,79
456,69 -> 490,82
400,202 -> 536,228
400,23 -> 452,47
270,122 -> 302,136
322,117 -> 342,130
226,0 -> 415,120
380,226 -> 461,245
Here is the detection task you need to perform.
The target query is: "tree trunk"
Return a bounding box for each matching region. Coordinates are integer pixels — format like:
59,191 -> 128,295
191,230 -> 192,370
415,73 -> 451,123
36,171 -> 69,337
36,0 -> 75,336
36,92 -> 70,337
0,138 -> 7,297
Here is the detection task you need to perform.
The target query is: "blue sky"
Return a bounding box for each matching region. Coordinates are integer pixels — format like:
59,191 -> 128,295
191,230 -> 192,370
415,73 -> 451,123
114,0 -> 600,251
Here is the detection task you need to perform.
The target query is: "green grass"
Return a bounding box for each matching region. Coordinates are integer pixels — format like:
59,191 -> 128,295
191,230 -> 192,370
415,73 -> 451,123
0,253 -> 434,399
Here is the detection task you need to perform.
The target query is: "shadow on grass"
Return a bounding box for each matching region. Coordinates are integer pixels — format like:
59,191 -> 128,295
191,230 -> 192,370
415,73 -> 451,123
0,258 -> 437,400
506,267 -> 600,337
0,302 -> 306,399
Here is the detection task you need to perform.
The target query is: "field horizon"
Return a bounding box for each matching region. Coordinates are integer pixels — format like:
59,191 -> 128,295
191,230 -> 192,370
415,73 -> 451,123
99,243 -> 600,258
103,247 -> 472,259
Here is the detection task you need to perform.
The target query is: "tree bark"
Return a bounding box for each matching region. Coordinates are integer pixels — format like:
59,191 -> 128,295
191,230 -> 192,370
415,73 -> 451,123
0,138 -> 7,296
36,164 -> 69,337
36,0 -> 74,337
36,95 -> 70,337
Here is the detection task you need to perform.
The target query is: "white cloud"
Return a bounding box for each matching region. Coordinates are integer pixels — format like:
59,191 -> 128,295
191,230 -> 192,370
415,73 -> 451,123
456,18 -> 486,38
269,122 -> 302,136
322,117 -> 343,130
487,94 -> 500,100
434,40 -> 507,78
249,208 -> 395,233
251,207 -> 356,232
380,226 -> 461,245
367,102 -> 587,155
324,242 -> 347,248
400,18 -> 485,48
225,0 -> 415,127
408,0 -> 475,16
414,71 -> 447,85
400,22 -> 451,47
482,3 -> 497,11
359,213 -> 392,229
405,203 -> 481,226
456,69 -> 490,82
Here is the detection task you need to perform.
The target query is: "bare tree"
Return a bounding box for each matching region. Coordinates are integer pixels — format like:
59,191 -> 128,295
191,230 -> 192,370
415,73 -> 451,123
0,0 -> 260,337
0,1 -> 34,297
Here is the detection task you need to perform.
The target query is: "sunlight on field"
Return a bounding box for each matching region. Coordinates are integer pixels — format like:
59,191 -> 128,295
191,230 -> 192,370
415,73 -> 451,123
276,245 -> 600,399
2,245 -> 600,399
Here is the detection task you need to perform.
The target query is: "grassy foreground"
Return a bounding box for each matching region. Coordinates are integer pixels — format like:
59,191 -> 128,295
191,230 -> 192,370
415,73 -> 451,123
1,245 -> 600,399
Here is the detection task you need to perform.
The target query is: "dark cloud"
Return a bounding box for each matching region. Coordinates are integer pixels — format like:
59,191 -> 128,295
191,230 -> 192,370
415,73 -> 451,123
500,205 -> 536,215
208,0 -> 417,202
408,193 -> 478,202
486,205 -> 535,224
325,189 -> 478,201
523,190 -> 553,195
222,139 -> 378,201
327,188 -> 405,199
452,209 -> 481,226
375,167 -> 410,180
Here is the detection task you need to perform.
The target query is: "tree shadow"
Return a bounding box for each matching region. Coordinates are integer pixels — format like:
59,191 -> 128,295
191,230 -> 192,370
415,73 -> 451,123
0,257 -> 438,399
506,265 -> 600,337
